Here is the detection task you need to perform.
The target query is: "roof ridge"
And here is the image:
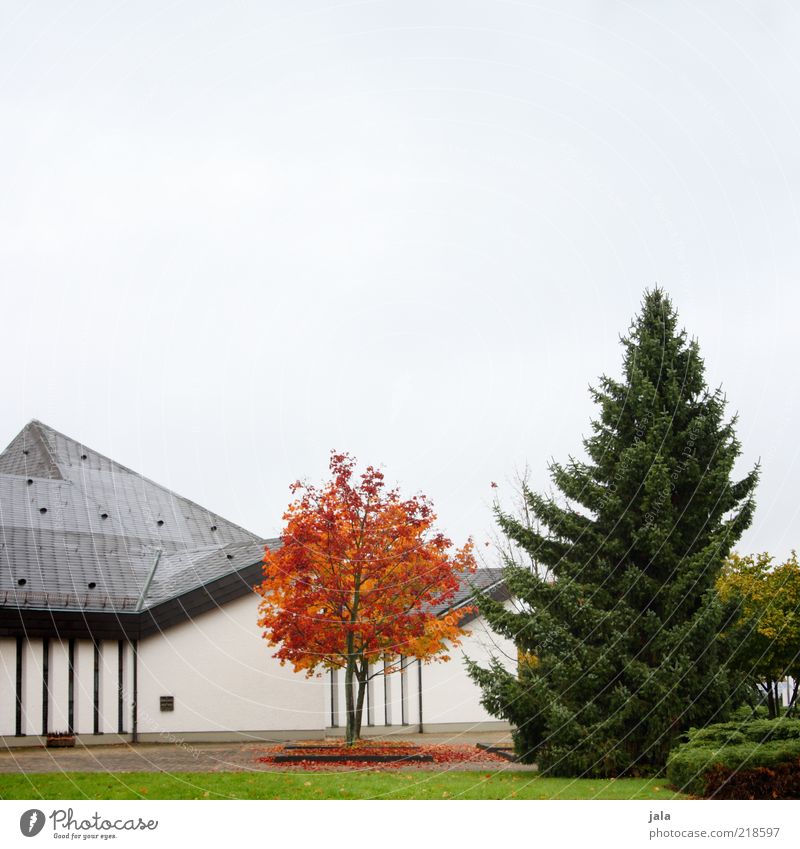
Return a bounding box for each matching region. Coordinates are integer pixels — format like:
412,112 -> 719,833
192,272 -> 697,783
28,419 -> 263,542
28,420 -> 66,480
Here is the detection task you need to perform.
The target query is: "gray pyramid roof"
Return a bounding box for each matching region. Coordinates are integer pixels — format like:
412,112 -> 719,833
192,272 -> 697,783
0,421 -> 507,641
449,567 -> 506,609
0,420 -> 272,614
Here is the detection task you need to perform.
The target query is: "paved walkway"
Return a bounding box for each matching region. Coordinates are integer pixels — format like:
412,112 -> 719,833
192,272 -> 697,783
0,731 -> 534,774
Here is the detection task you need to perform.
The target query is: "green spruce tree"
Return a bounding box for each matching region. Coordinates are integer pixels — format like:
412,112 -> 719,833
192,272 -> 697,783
468,289 -> 758,777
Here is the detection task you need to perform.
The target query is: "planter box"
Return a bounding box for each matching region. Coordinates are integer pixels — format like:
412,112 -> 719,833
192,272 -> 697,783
46,736 -> 76,749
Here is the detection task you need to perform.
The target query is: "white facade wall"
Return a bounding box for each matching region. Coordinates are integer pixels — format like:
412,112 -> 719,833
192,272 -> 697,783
365,665 -> 379,726
334,669 -> 357,728
0,637 -> 15,736
98,640 -> 120,734
406,658 -> 422,727
378,662 -> 392,726
392,658 -> 405,725
332,667 -> 344,726
48,639 -> 70,732
136,594 -> 325,734
421,609 -> 517,727
122,640 -> 135,733
1,636 -> 133,739
74,640 -> 94,735
383,660 -> 396,726
326,669 -> 338,727
22,638 -> 42,735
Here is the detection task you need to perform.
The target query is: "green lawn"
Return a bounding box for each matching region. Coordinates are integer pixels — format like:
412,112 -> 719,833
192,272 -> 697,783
0,771 -> 687,800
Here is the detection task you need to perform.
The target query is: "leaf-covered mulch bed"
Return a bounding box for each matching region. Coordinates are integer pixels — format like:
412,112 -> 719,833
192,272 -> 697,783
274,753 -> 434,764
282,741 -> 414,750
257,742 -> 509,769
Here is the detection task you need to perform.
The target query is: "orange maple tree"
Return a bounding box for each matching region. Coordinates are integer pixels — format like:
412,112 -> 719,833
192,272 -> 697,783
256,452 -> 476,744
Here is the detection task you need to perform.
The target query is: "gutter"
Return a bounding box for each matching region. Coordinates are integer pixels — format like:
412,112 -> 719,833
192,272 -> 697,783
135,550 -> 162,613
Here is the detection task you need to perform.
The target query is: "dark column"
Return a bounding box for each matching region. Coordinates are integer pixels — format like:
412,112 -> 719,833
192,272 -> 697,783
400,655 -> 407,725
93,640 -> 101,735
131,640 -> 138,743
383,659 -> 390,726
67,639 -> 75,735
418,661 -> 423,734
41,638 -> 50,737
117,640 -> 124,733
329,669 -> 337,727
15,637 -> 23,736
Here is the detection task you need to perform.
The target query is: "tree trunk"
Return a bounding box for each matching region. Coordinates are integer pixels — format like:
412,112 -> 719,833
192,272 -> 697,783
345,562 -> 364,745
354,659 -> 368,740
345,656 -> 357,745
344,656 -> 370,744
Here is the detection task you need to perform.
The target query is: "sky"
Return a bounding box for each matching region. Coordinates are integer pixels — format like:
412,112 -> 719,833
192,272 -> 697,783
1,0 -> 799,561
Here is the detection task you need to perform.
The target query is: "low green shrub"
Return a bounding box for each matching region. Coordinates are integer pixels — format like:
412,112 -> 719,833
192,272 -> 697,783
666,719 -> 800,797
730,704 -> 769,723
684,719 -> 800,747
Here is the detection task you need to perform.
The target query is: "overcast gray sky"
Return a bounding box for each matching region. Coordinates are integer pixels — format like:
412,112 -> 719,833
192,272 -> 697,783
2,0 -> 798,560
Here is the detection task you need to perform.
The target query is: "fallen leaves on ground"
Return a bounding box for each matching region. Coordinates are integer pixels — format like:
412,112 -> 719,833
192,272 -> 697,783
255,743 -> 508,770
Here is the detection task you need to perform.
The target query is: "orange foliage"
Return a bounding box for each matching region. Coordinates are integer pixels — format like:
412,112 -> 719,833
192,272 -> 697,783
255,452 -> 476,676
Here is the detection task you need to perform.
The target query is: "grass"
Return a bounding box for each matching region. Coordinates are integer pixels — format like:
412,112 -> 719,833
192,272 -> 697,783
0,771 -> 688,800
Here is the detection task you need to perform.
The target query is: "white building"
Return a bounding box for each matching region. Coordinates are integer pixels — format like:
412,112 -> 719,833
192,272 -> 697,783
0,420 -> 514,747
